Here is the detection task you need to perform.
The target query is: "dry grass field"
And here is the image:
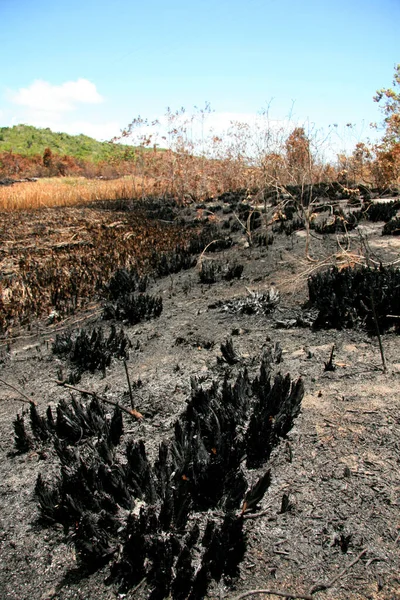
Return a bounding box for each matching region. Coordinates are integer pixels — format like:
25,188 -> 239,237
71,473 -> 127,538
0,176 -> 160,211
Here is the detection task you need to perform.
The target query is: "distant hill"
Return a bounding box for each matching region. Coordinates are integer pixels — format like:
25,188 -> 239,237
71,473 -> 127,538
0,124 -> 136,162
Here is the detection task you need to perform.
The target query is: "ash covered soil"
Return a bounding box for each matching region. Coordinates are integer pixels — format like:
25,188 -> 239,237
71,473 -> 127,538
0,191 -> 400,600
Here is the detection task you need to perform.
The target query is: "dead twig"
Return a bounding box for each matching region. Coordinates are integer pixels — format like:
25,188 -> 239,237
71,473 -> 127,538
55,380 -> 143,420
123,359 -> 135,411
0,378 -> 37,405
230,549 -> 368,600
230,589 -> 313,600
324,345 -> 336,372
197,239 -> 226,267
308,548 -> 367,594
242,508 -> 272,521
370,292 -> 387,373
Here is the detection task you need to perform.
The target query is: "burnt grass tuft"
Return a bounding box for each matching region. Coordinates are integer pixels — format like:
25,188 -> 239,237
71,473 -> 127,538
29,350 -> 303,598
307,265 -> 400,334
52,324 -> 132,375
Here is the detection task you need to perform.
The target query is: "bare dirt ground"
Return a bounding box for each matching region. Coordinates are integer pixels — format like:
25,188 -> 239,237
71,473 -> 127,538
0,197 -> 399,600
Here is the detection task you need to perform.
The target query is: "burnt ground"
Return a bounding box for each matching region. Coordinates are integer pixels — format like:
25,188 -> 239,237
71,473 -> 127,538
0,196 -> 400,600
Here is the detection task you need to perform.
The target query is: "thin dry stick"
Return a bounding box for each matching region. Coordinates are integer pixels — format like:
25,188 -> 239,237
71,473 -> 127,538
242,506 -> 272,520
123,360 -> 135,411
55,380 -> 143,420
230,549 -> 368,600
308,548 -> 367,594
230,589 -> 312,600
0,378 -> 37,405
197,239 -> 226,267
369,292 -> 387,373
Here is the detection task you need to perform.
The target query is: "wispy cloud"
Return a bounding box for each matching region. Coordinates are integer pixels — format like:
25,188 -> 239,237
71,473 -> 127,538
10,78 -> 104,113
3,78 -> 119,140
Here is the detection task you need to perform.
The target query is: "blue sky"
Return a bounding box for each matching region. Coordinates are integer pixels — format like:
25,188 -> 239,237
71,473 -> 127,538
0,0 -> 399,154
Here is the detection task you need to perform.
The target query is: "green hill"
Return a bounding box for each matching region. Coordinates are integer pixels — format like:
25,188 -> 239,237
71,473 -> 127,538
0,124 -> 136,162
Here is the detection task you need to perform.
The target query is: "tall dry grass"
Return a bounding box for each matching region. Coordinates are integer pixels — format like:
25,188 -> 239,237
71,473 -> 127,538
0,176 -> 161,211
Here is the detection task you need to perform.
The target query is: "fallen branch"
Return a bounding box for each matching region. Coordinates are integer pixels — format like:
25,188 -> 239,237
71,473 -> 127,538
55,380 -> 143,420
0,378 -> 37,405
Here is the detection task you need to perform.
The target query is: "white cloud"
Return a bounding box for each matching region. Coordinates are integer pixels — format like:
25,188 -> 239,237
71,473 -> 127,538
11,78 -> 104,112
2,78 -> 117,141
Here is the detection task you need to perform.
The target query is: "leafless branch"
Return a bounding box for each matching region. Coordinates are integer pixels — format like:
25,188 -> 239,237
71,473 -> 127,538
55,380 -> 143,420
0,378 -> 37,405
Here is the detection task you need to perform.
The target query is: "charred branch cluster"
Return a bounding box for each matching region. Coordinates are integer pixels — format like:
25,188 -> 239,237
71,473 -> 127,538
53,325 -> 132,375
308,265 -> 400,334
28,352 -> 303,598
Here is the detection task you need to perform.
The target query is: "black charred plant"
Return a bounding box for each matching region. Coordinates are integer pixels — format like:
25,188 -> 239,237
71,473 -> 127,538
13,412 -> 34,453
199,260 -> 243,284
53,324 -> 132,375
31,350 -> 304,599
382,217 -> 400,235
223,262 -> 244,281
246,359 -> 304,468
310,210 -> 358,234
154,247 -> 196,277
210,288 -> 280,315
103,292 -> 162,325
242,470 -> 272,513
308,265 -> 400,334
199,261 -> 220,284
356,200 -> 400,223
106,267 -> 149,300
220,337 -> 241,365
30,402 -> 54,442
15,394 -> 124,452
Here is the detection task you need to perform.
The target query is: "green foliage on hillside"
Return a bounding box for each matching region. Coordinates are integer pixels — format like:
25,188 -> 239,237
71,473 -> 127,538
0,124 -> 136,162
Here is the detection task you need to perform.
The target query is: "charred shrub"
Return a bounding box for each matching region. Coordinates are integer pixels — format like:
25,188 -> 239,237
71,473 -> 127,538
308,265 -> 400,333
310,210 -> 358,234
246,361 -> 304,468
154,248 -> 196,277
13,412 -> 34,453
199,261 -> 220,284
223,262 -> 244,280
15,397 -> 123,453
253,231 -> 275,245
273,217 -> 305,236
199,260 -> 244,284
53,325 -> 132,374
106,268 -> 149,299
103,293 -> 162,325
382,217 -> 400,236
33,351 -> 303,598
356,200 -> 400,223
